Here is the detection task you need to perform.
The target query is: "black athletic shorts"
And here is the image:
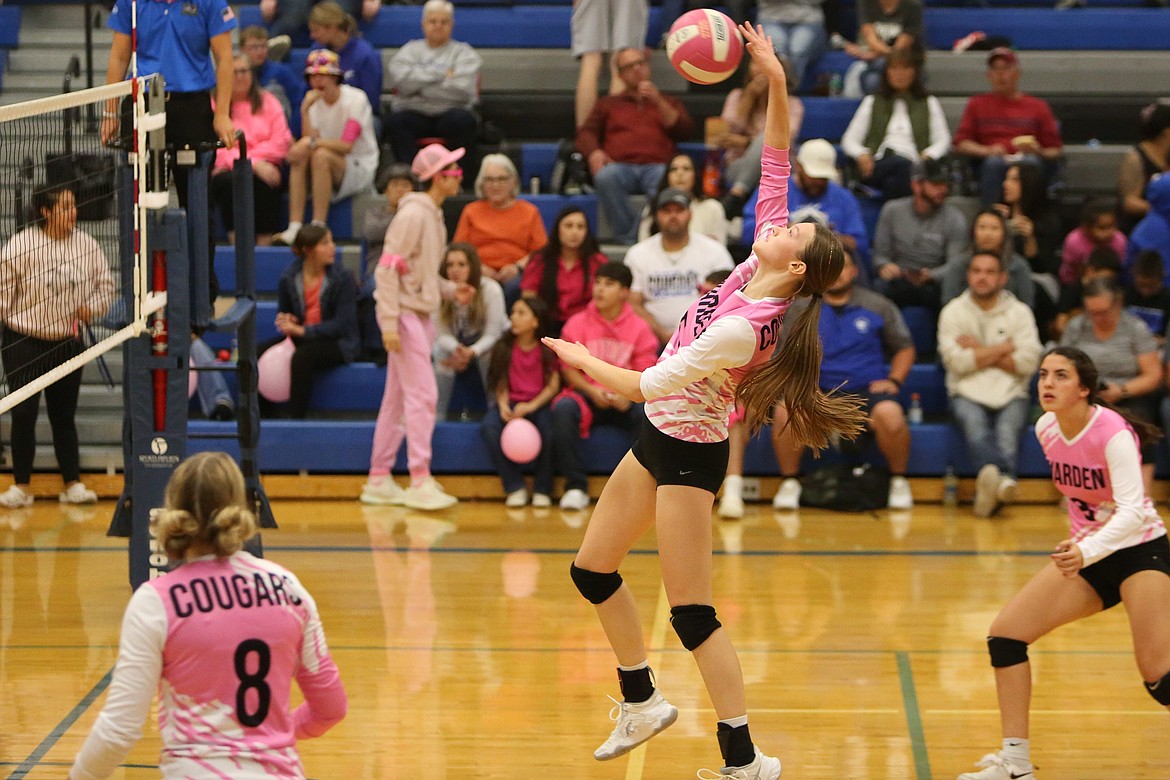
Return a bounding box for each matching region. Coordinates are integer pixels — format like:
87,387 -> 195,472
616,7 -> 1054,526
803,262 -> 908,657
1079,534 -> 1170,610
631,414 -> 729,494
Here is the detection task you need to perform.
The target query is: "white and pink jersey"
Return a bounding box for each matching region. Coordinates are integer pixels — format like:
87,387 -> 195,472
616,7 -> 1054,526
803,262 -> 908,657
1035,406 -> 1165,566
70,552 -> 347,780
640,145 -> 793,443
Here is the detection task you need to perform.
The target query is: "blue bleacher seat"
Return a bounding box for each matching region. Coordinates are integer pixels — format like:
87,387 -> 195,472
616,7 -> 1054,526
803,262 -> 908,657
520,193 -> 599,235
924,9 -> 1170,51
0,9 -> 20,47
900,306 -> 937,357
520,143 -> 560,193
796,97 -> 861,144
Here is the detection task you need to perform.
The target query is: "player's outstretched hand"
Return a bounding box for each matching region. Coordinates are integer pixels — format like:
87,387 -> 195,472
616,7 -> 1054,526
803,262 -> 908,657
738,23 -> 785,86
541,337 -> 591,369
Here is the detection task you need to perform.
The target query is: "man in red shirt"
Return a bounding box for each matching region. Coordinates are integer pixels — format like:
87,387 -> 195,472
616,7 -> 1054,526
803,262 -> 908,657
575,48 -> 695,244
953,48 -> 1063,205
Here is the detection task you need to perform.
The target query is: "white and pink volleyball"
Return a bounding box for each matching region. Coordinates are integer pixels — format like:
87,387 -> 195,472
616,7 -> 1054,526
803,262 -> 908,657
665,9 -> 743,85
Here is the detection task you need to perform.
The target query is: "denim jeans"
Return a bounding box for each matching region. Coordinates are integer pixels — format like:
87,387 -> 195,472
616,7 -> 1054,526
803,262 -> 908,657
551,396 -> 641,492
758,21 -> 827,89
481,405 -> 554,495
190,337 -> 234,417
594,161 -> 665,244
950,395 -> 1029,476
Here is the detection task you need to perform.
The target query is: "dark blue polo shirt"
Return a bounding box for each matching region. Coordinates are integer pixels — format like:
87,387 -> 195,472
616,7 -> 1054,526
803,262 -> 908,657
109,0 -> 237,92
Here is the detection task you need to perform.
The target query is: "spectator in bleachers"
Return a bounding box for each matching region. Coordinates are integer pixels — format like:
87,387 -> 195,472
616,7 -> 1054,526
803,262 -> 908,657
189,337 -> 235,421
995,162 -> 1061,280
1118,101 -> 1170,234
755,0 -> 828,90
725,251 -> 915,516
434,242 -> 508,419
261,225 -> 359,419
572,0 -> 649,128
551,262 -> 659,512
361,143 -> 465,512
1060,276 -> 1163,493
840,47 -> 950,201
1053,246 -> 1121,340
748,138 -> 870,275
638,153 -> 728,244
872,157 -> 969,310
481,297 -> 561,508
714,56 -> 804,219
260,0 -> 379,43
278,49 -> 377,246
942,208 -> 1035,309
1125,250 -> 1170,339
307,2 -> 383,120
241,25 -> 306,136
362,163 -> 416,272
212,53 -> 294,247
623,187 -> 734,343
384,0 -> 482,171
453,154 -> 548,297
1060,198 -> 1126,287
838,0 -> 923,97
1128,174 -> 1170,282
576,47 -> 696,245
0,186 -> 115,508
522,205 -> 607,337
953,48 -> 1063,207
938,251 -> 1043,517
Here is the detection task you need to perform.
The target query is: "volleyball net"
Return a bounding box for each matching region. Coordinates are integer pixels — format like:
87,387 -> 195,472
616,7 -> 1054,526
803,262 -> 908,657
0,77 -> 164,417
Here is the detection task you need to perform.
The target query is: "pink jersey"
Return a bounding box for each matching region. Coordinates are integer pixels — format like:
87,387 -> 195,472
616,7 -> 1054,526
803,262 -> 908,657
71,552 -> 347,780
639,146 -> 792,443
1035,406 -> 1165,566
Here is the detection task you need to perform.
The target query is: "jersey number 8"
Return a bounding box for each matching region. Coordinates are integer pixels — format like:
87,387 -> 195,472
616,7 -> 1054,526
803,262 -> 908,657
234,639 -> 272,727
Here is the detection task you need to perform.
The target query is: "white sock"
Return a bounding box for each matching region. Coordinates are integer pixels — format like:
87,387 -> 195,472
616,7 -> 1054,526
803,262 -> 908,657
719,714 -> 748,729
618,660 -> 649,672
723,474 -> 742,497
1001,737 -> 1030,765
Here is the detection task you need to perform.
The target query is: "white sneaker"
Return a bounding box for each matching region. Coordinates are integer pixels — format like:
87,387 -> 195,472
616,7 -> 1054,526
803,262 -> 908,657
593,692 -> 678,761
559,488 -> 590,511
531,493 -> 551,508
697,748 -> 782,780
887,475 -> 913,509
997,476 -> 1018,505
957,751 -> 1034,779
403,478 -> 458,511
0,485 -> 33,508
266,34 -> 292,61
772,477 -> 801,510
974,464 -> 1001,518
360,478 -> 406,506
718,475 -> 744,519
275,222 -> 301,246
59,482 -> 97,504
505,489 -> 528,508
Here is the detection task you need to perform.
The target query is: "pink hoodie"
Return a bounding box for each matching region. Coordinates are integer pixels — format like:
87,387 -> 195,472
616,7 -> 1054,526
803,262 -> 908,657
214,91 -> 293,170
561,300 -> 660,384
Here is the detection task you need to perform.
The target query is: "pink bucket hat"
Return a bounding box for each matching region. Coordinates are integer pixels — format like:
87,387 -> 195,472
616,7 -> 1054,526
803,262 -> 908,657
412,143 -> 466,182
304,49 -> 342,78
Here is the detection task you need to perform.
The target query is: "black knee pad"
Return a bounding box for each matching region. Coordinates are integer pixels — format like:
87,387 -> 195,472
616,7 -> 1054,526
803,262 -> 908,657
987,636 -> 1029,668
670,604 -> 722,651
1144,670 -> 1170,705
569,563 -> 622,605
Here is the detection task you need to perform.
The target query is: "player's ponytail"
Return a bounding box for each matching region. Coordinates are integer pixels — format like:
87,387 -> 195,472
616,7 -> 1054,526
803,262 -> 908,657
153,452 -> 258,561
735,224 -> 867,451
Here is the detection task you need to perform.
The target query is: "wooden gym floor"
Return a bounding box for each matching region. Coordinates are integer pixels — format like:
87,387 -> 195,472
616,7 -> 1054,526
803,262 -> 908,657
2,494 -> 1168,779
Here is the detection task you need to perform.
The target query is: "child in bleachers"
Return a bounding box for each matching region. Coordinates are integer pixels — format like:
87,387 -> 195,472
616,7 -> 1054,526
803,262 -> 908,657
260,225 -> 359,418
1059,198 -> 1126,286
1124,250 -> 1170,340
435,242 -> 509,418
520,205 -> 607,337
480,297 -> 561,508
363,164 -> 416,272
700,268 -> 733,295
240,25 -> 305,136
1052,246 -> 1121,340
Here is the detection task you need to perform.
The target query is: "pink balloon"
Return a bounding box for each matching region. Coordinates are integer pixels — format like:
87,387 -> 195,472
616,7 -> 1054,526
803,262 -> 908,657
257,337 -> 295,403
188,357 -> 198,399
501,417 -> 542,464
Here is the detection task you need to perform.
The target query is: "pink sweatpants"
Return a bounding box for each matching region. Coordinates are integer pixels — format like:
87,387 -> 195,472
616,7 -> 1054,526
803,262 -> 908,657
369,311 -> 438,482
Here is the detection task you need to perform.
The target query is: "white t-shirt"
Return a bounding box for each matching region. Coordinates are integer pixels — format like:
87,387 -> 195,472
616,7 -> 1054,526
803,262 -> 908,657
625,233 -> 734,334
308,84 -> 378,172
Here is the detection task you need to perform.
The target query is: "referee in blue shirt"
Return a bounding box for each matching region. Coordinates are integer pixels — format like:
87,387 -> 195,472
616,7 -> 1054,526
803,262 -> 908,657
102,0 -> 238,207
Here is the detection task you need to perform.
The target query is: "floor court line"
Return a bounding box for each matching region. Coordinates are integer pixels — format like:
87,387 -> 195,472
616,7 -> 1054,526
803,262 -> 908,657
897,651 -> 932,780
6,668 -> 112,780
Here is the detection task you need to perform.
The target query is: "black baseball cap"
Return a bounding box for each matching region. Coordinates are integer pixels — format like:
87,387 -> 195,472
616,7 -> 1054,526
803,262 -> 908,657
654,187 -> 691,209
911,158 -> 949,183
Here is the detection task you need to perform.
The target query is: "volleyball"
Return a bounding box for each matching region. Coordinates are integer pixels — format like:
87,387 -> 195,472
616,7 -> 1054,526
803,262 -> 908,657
666,9 -> 743,85
501,418 -> 542,464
